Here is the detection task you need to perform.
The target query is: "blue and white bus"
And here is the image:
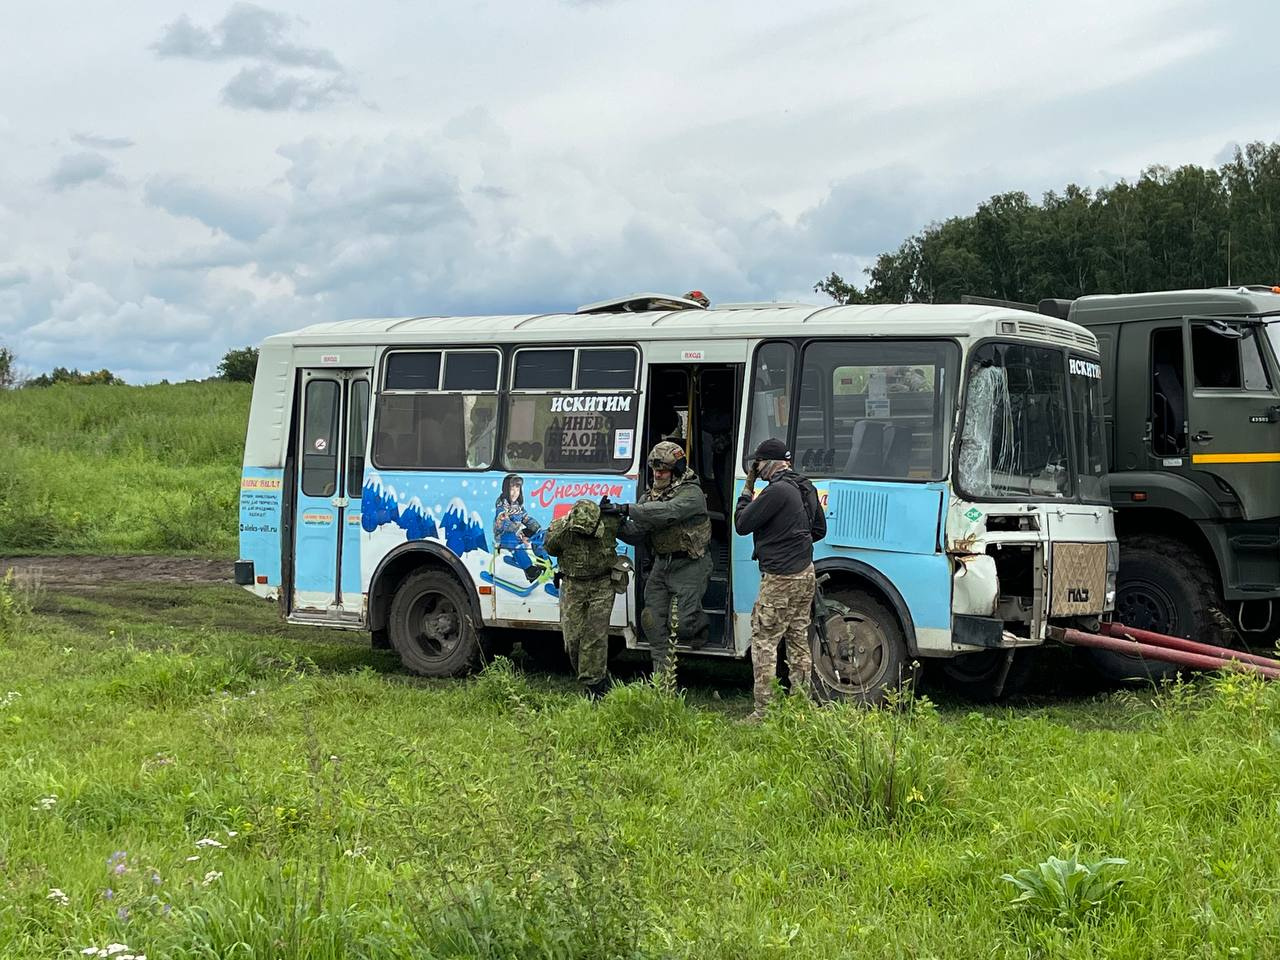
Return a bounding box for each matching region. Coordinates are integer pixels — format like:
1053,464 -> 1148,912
236,294 -> 1117,701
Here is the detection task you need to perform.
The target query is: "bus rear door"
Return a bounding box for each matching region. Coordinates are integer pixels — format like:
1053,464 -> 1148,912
290,367 -> 371,620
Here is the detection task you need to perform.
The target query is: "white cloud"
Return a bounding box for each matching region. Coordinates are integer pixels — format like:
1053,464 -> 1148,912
71,132 -> 135,150
154,3 -> 356,112
154,3 -> 343,70
0,0 -> 1271,381
220,64 -> 357,111
47,152 -> 124,192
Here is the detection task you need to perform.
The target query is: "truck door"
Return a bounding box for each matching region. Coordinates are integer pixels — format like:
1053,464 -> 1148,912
291,368 -> 372,619
1182,319 -> 1280,520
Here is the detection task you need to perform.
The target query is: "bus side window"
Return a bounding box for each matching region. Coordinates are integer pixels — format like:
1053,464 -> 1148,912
504,346 -> 639,473
797,340 -> 955,481
346,379 -> 370,495
744,342 -> 795,467
373,350 -> 500,470
302,379 -> 340,497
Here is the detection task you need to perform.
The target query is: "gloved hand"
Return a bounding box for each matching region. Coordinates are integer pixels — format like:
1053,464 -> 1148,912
744,459 -> 759,493
599,496 -> 628,518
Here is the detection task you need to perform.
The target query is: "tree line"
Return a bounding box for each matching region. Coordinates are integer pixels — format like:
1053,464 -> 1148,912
816,140 -> 1280,305
0,345 -> 259,388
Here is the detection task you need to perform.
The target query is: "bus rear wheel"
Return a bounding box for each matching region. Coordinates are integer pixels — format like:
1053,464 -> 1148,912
810,588 -> 909,706
388,570 -> 482,677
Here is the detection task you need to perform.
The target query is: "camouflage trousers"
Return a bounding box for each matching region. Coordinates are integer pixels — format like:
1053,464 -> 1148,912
559,573 -> 614,686
749,563 -> 816,710
641,552 -> 713,679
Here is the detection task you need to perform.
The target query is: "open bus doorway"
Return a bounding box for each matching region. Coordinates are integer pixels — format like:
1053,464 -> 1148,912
638,363 -> 742,653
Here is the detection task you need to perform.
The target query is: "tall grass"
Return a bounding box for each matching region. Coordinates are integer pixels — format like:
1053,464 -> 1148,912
3,581 -> 1280,958
0,382 -> 249,555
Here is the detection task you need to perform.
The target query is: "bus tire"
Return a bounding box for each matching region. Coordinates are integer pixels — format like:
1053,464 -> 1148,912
388,570 -> 483,678
937,648 -> 1037,700
1095,534 -> 1220,683
810,587 -> 909,706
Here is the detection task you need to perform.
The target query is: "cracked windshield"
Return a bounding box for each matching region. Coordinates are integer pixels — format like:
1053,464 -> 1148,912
958,342 -> 1072,499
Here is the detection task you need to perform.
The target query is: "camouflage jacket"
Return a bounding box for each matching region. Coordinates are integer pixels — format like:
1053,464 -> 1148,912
618,471 -> 711,558
544,499 -> 620,579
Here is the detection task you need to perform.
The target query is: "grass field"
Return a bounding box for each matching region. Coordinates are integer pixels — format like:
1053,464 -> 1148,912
0,382 -> 249,556
3,573 -> 1279,959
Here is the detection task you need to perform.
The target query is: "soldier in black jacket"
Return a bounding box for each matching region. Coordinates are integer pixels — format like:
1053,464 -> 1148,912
734,438 -> 826,721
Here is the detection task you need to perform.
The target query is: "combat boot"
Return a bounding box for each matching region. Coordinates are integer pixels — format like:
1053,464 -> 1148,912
584,677 -> 611,701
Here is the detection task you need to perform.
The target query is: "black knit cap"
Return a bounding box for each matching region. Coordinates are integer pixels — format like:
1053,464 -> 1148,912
752,438 -> 790,461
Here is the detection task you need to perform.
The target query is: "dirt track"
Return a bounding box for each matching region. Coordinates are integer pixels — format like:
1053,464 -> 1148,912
0,556 -> 232,588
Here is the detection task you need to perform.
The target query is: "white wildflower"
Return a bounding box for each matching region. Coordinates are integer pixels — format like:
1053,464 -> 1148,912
31,795 -> 57,811
202,870 -> 223,886
195,837 -> 225,848
226,830 -> 238,838
106,947 -> 130,957
0,690 -> 19,708
185,855 -> 200,862
47,887 -> 70,906
343,845 -> 369,859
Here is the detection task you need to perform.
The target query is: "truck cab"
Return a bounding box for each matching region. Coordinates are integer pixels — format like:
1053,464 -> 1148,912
1041,288 -> 1280,675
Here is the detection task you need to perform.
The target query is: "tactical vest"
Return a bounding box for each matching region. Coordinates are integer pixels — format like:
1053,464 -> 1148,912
550,501 -> 620,579
642,473 -> 712,558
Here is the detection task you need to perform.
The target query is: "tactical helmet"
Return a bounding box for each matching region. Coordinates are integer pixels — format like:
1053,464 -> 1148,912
567,498 -> 602,536
647,440 -> 687,477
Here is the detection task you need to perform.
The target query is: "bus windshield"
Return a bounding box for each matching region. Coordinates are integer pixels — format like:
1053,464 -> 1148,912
957,342 -> 1073,500
1069,355 -> 1109,504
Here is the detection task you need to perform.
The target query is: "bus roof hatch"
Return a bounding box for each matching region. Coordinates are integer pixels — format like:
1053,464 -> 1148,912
576,292 -> 708,314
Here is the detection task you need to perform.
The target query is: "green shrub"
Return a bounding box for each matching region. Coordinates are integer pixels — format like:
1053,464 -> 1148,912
1002,848 -> 1130,925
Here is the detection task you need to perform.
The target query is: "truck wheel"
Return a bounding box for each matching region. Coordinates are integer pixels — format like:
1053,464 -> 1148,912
810,588 -> 909,706
1097,535 -> 1221,682
388,570 -> 482,677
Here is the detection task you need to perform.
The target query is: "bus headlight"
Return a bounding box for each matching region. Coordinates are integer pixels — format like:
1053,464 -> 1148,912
1104,541 -> 1119,611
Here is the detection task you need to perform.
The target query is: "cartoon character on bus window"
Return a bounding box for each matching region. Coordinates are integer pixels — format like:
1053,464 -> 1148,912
486,473 -> 558,597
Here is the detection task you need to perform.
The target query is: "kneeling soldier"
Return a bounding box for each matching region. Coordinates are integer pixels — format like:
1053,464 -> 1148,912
545,498 -> 624,699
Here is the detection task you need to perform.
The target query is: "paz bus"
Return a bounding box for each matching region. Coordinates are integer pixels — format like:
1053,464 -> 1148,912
235,293 -> 1118,701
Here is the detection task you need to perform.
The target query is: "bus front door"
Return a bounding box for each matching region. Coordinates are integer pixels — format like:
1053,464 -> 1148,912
291,368 -> 371,620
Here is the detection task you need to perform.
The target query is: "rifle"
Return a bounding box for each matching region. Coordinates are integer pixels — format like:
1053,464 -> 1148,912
811,572 -> 845,684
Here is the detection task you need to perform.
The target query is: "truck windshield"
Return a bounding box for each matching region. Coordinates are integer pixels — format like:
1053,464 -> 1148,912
1267,321 -> 1280,370
957,342 -> 1072,500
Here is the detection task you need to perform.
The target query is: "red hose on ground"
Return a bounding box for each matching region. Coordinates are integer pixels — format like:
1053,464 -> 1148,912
1099,621 -> 1280,671
1051,628 -> 1280,680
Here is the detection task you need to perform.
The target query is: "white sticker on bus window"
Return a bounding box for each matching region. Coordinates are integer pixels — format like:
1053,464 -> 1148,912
1069,358 -> 1102,379
614,429 -> 634,460
1162,457 -> 1182,467
314,437 -> 327,451
321,354 -> 340,365
866,398 -> 889,418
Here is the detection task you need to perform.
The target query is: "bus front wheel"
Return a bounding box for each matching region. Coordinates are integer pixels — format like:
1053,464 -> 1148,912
388,569 -> 483,677
810,588 -> 909,706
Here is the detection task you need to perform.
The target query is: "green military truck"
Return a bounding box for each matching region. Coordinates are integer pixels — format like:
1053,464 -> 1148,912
969,288 -> 1280,679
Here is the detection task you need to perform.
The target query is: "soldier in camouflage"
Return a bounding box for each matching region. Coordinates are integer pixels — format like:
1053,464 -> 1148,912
544,498 -> 624,698
604,441 -> 712,680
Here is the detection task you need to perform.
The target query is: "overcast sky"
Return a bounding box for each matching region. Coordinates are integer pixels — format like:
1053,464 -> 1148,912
1,0 -> 1274,382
